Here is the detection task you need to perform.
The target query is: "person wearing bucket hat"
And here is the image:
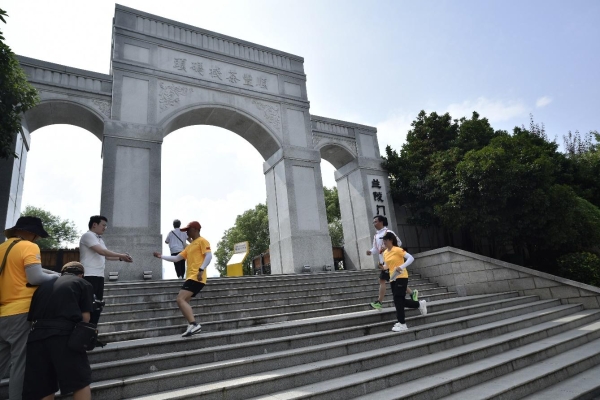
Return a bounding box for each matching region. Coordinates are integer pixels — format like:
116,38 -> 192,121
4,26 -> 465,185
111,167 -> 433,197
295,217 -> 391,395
22,261 -> 94,400
0,216 -> 61,400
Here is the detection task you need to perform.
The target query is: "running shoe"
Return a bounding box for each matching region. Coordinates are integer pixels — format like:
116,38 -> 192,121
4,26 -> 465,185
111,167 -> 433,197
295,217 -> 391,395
392,323 -> 408,332
370,301 -> 382,309
182,323 -> 202,337
411,289 -> 419,302
419,300 -> 427,316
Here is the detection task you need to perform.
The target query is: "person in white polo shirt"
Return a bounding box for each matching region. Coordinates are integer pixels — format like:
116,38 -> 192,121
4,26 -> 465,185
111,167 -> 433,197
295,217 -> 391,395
79,215 -> 132,325
165,219 -> 188,279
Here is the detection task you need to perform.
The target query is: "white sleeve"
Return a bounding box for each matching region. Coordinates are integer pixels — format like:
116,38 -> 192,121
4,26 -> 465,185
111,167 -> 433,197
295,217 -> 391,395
369,234 -> 378,254
25,264 -> 59,285
162,254 -> 184,262
79,232 -> 99,248
165,232 -> 171,244
200,252 -> 212,271
399,253 -> 414,270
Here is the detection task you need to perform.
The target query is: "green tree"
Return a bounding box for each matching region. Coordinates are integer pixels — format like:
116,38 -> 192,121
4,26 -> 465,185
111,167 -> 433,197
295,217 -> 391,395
214,203 -> 270,276
21,205 -> 79,250
215,187 -> 345,275
323,186 -> 341,222
324,186 -> 343,246
0,9 -> 39,159
563,130 -> 600,209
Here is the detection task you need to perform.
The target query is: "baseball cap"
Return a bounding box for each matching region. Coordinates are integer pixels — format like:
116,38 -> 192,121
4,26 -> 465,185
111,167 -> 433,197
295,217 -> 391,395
180,221 -> 201,232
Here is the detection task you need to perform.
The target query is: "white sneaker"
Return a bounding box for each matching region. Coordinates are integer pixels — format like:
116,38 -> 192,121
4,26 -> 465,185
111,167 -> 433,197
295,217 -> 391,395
182,323 -> 201,337
392,323 -> 408,332
419,300 -> 427,316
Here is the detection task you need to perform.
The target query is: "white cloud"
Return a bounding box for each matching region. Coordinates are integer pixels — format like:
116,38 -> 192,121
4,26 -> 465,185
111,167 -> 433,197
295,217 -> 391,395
375,113 -> 415,153
445,97 -> 528,124
536,96 -> 553,108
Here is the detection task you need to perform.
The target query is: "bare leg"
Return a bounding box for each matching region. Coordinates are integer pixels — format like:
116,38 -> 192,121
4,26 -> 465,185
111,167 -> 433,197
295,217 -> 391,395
176,290 -> 196,323
41,395 -> 55,400
73,386 -> 91,400
378,279 -> 386,302
406,287 -> 412,295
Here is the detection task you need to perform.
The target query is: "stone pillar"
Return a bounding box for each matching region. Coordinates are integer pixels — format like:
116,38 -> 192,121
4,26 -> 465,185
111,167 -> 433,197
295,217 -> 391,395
264,146 -> 334,274
335,158 -> 396,270
0,126 -> 30,240
99,125 -> 163,280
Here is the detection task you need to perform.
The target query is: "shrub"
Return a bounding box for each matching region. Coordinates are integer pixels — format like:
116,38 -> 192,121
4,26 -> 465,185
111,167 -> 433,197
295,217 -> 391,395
556,252 -> 600,287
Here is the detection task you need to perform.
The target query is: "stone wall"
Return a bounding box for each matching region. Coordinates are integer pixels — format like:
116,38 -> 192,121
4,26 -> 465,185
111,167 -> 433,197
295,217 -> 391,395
411,246 -> 600,309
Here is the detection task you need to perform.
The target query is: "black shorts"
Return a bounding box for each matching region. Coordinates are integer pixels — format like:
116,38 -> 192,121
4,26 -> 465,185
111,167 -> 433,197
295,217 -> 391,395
22,335 -> 91,399
181,279 -> 205,297
379,269 -> 390,282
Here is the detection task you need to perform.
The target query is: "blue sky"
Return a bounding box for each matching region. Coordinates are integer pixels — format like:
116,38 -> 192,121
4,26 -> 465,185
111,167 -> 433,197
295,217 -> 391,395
3,0 -> 599,277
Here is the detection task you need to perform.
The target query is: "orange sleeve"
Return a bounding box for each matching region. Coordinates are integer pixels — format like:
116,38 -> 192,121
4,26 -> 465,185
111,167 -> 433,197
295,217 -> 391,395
22,242 -> 41,266
201,238 -> 211,254
179,248 -> 188,259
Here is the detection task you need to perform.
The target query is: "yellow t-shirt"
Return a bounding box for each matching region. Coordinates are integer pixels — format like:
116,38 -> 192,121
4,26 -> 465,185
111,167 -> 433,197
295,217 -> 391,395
383,246 -> 408,280
0,238 -> 41,317
179,236 -> 211,284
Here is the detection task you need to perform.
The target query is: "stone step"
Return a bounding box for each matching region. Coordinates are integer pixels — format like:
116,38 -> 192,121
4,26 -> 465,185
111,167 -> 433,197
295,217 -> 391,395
89,299 -> 575,386
121,309 -> 600,400
99,285 -> 446,323
519,361 -> 600,400
98,291 -> 456,342
101,270 -> 390,295
89,293 -> 520,364
102,276 -> 429,305
346,321 -> 600,400
101,279 -> 432,313
441,333 -> 600,399
101,281 -> 435,314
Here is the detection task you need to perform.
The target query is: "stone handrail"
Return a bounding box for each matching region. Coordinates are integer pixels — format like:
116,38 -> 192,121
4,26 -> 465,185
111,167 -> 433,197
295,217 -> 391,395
411,246 -> 600,309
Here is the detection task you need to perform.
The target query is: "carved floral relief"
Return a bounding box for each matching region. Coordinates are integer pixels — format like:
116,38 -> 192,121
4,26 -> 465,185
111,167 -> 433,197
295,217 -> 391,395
159,82 -> 193,110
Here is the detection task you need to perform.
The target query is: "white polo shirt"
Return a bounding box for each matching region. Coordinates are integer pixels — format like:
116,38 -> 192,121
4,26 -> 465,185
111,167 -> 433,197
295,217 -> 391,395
79,231 -> 107,277
165,228 -> 188,253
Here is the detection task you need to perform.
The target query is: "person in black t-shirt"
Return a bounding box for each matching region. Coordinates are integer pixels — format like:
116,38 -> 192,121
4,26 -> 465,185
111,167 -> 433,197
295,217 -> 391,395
22,261 -> 94,400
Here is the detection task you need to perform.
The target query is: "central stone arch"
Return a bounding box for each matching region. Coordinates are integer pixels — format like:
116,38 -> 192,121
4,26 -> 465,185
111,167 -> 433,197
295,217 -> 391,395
2,5 -> 396,279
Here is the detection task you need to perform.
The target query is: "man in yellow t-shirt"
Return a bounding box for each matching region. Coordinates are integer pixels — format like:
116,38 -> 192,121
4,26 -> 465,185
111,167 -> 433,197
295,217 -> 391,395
154,221 -> 212,337
0,216 -> 59,400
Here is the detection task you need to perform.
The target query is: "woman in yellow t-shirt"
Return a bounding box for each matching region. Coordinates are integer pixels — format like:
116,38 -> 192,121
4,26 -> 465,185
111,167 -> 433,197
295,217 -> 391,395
382,232 -> 427,332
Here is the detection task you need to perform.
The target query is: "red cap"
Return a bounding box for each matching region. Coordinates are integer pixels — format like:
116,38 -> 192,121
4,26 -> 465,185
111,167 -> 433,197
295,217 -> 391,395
180,221 -> 201,232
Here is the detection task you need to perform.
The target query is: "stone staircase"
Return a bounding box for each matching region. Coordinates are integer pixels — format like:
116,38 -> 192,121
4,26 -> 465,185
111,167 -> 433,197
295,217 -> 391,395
2,269 -> 600,400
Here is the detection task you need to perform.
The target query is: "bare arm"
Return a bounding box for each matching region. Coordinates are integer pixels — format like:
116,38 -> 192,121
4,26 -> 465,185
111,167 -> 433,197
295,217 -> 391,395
81,312 -> 90,323
90,245 -> 132,262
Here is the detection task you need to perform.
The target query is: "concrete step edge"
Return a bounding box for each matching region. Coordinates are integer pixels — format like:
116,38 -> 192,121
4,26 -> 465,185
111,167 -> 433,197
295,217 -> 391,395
90,302 -> 584,384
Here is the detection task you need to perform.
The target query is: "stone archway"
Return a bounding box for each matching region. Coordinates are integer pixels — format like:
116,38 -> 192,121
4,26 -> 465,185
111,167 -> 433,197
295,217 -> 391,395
312,115 -> 396,271
2,5 -> 396,279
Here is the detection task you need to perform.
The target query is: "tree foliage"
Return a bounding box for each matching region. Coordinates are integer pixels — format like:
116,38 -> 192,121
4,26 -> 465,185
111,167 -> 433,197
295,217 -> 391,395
383,110 -> 600,273
324,186 -> 343,246
214,187 -> 344,275
0,9 -> 39,159
21,205 -> 79,250
214,203 -> 270,276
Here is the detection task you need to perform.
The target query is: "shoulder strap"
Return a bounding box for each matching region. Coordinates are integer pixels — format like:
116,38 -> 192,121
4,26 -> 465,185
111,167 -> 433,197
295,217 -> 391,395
172,231 -> 185,245
0,239 -> 23,276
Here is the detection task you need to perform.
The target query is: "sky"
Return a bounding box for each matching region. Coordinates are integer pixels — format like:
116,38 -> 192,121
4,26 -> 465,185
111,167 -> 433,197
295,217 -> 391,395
3,0 -> 599,278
